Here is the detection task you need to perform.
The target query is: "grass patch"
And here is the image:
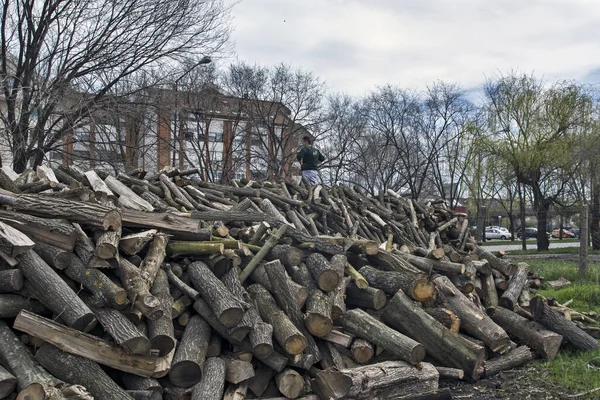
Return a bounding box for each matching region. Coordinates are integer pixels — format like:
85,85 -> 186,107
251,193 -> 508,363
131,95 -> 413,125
507,247 -> 600,256
525,259 -> 600,283
537,349 -> 600,398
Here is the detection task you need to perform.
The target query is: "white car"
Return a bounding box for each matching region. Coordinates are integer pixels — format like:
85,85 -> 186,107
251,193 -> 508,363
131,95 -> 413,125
486,226 -> 510,235
485,228 -> 509,240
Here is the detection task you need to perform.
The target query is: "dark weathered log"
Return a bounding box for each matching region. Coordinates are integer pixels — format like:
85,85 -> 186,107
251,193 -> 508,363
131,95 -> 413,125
0,294 -> 48,318
147,270 -> 176,357
358,265 -> 435,302
0,365 -> 16,399
170,315 -> 211,388
247,362 -> 275,397
329,276 -> 350,321
0,320 -> 61,393
207,334 -> 223,358
266,244 -> 303,269
435,366 -> 464,380
310,368 -> 352,400
499,263 -> 529,311
483,346 -> 534,377
250,322 -> 274,359
120,229 -> 157,256
33,241 -> 73,270
263,260 -> 321,360
18,250 -> 96,331
0,168 -> 20,193
332,361 -> 439,400
279,223 -> 345,255
35,343 -> 133,400
351,338 -> 374,364
395,252 -> 465,275
306,253 -> 339,292
222,357 -> 255,384
65,255 -> 127,308
434,275 -> 510,354
251,262 -> 308,310
383,289 -> 486,380
117,258 -> 163,321
121,373 -> 162,394
0,194 -> 122,230
317,340 -> 346,370
482,272 -> 499,309
0,210 -> 77,251
247,283 -> 307,356
126,390 -> 161,400
221,268 -> 255,342
530,296 -> 599,351
340,309 -> 425,365
275,368 -> 304,399
473,246 -> 516,276
138,232 -> 169,289
345,284 -> 387,310
92,306 -> 151,355
14,310 -> 157,377
0,269 -> 23,293
190,357 -> 226,400
188,261 -> 245,328
488,306 -> 563,360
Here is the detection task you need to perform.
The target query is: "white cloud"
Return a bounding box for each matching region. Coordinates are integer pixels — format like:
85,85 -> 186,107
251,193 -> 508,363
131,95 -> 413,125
226,0 -> 600,96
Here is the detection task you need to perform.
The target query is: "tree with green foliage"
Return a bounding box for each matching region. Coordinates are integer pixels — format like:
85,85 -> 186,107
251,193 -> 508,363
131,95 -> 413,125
482,73 -> 589,251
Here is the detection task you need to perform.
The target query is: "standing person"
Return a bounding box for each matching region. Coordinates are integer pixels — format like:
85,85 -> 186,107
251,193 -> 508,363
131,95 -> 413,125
296,135 -> 325,185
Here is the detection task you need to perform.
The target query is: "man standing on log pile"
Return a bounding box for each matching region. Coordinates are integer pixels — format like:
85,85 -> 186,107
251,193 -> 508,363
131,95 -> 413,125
297,135 -> 325,185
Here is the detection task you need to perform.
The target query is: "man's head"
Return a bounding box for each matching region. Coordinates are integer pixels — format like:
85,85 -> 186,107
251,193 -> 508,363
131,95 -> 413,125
302,135 -> 313,146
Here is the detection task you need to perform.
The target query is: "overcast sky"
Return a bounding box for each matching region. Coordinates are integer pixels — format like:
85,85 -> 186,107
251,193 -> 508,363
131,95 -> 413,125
226,0 -> 600,98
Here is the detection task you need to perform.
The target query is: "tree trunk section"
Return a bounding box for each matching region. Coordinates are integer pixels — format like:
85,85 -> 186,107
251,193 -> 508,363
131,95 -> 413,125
0,269 -> 23,293
18,250 -> 96,331
170,315 -> 211,388
383,289 -> 486,380
117,258 -> 163,321
340,309 -> 425,365
499,263 -> 528,311
488,306 -> 563,360
530,297 -> 599,351
190,357 -> 226,400
345,284 -> 387,310
306,253 -> 339,292
92,306 -> 151,355
483,346 -> 534,377
275,368 -> 304,399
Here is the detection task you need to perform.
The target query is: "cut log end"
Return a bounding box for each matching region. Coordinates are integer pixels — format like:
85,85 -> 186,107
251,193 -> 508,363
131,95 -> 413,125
96,243 -> 118,259
150,335 -> 176,357
104,210 -> 122,231
412,278 -> 436,302
285,334 -> 309,355
306,313 -> 334,338
114,290 -> 129,306
218,307 -> 245,328
169,360 -> 203,388
318,271 -> 340,292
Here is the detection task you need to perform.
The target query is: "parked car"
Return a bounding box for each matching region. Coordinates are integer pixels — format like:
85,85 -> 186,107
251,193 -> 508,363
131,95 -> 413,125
551,228 -> 576,238
486,226 -> 510,235
517,227 -> 539,239
485,228 -> 508,240
570,228 -> 580,238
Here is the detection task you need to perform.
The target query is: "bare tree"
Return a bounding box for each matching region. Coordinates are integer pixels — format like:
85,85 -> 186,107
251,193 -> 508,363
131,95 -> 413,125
0,0 -> 232,172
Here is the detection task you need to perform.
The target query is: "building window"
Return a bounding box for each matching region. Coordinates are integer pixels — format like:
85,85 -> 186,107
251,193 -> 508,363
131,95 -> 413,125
50,151 -> 62,161
184,130 -> 194,141
209,132 -> 223,142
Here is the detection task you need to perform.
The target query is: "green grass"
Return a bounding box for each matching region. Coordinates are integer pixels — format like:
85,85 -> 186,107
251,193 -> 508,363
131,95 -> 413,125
506,247 -> 600,256
513,257 -> 600,395
537,348 -> 600,398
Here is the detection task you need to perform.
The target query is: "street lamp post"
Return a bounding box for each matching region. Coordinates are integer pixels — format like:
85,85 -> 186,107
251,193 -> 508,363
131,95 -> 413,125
173,56 -> 211,168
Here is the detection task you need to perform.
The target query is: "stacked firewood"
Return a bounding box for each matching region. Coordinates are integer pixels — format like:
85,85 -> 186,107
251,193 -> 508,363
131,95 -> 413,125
0,164 -> 597,400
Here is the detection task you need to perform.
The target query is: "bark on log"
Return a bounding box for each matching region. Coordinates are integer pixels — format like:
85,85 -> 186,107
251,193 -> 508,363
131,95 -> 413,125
265,244 -> 303,269
306,253 -> 339,292
35,343 -> 133,400
395,252 -> 465,275
64,255 -> 127,308
434,275 -> 510,354
84,170 -> 115,198
0,294 -> 48,318
530,297 -> 599,351
329,276 -> 350,321
121,373 -> 162,393
359,265 -> 435,302
0,194 -> 122,230
435,366 -> 464,380
383,289 -> 486,380
147,270 -> 175,357
423,308 -> 460,333
139,232 -> 169,289
117,258 -> 163,321
247,284 -> 307,356
92,306 -> 151,355
499,263 -> 529,311
251,263 -> 308,310
322,329 -> 354,348
345,263 -> 368,289
221,268 -> 256,343
167,241 -> 224,257
105,175 -> 155,212
0,365 -> 16,399
222,357 -> 255,384
0,320 -> 61,392
0,221 -> 35,257
120,230 -> 157,256
120,209 -> 210,241
250,322 -> 274,359
291,264 -> 334,336
33,241 -> 73,270
340,309 -> 425,365
0,269 -> 23,293
170,315 -> 211,388
188,261 -> 245,328
335,361 -> 439,400
240,225 -> 289,283
483,346 -> 534,377
488,306 -> 563,360
482,273 -> 499,309
95,227 -> 122,259
14,310 -> 157,377
345,284 -> 387,310
473,246 -> 516,276
18,250 -> 96,331
0,211 -> 77,251
190,357 -> 226,400
264,260 -> 321,360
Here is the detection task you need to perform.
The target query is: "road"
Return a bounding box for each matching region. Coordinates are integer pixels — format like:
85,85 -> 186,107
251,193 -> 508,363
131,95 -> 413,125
483,240 -> 580,252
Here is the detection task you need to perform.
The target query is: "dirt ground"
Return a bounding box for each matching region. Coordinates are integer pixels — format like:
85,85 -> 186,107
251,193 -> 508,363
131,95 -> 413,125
439,363 -> 587,399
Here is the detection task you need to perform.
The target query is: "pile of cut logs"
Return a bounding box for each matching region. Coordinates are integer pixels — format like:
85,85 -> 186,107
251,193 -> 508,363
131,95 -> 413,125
0,164 -> 596,400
